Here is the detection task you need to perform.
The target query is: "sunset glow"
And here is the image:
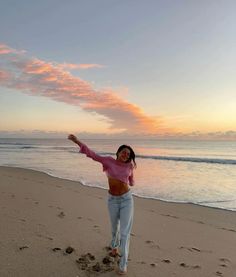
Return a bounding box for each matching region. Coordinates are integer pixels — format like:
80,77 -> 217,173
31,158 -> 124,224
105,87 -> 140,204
0,1 -> 236,139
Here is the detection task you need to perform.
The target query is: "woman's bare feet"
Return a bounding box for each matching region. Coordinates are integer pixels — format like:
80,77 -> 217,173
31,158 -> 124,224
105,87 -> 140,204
116,269 -> 127,275
109,248 -> 120,257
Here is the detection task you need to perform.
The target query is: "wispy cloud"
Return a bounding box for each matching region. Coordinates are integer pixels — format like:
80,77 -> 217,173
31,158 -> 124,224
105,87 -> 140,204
0,44 -> 26,55
58,63 -> 104,70
0,43 -> 167,134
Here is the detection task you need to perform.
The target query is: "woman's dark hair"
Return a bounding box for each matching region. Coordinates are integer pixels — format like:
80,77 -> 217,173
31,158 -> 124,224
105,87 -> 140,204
116,145 -> 136,167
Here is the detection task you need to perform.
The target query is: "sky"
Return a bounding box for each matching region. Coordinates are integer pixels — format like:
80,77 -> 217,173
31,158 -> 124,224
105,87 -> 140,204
0,0 -> 236,139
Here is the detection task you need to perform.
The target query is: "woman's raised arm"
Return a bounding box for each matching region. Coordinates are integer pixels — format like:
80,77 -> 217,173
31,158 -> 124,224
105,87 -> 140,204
68,134 -> 110,166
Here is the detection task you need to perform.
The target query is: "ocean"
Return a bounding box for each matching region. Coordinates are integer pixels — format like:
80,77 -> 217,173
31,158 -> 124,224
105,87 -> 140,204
0,138 -> 236,211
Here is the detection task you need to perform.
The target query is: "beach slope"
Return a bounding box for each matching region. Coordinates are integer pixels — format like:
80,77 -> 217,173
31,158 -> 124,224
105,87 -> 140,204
0,166 -> 236,277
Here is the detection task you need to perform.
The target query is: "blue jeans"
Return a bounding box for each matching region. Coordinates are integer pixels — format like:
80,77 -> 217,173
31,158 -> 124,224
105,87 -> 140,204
107,190 -> 134,271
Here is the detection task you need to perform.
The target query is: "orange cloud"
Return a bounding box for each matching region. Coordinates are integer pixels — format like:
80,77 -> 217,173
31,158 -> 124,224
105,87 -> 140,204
0,44 -> 167,134
77,64 -> 104,69
58,63 -> 104,70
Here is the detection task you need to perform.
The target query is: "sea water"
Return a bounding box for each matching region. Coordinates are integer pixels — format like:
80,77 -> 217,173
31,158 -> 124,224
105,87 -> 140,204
0,138 -> 236,211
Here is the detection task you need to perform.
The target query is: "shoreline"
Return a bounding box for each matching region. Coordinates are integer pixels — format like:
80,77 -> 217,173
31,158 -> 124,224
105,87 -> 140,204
1,166 -> 236,276
1,165 -> 236,213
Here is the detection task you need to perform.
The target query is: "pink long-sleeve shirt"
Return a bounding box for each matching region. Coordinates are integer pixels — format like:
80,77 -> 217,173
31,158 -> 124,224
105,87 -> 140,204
79,143 -> 134,186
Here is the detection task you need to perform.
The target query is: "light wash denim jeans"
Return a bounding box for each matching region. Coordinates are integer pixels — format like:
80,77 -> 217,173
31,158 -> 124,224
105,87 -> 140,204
107,190 -> 134,271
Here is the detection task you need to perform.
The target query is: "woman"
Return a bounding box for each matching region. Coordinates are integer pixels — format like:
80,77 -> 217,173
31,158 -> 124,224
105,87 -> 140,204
68,134 -> 136,275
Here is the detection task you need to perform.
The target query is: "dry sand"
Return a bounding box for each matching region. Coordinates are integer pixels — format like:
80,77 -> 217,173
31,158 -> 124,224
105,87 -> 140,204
0,166 -> 236,277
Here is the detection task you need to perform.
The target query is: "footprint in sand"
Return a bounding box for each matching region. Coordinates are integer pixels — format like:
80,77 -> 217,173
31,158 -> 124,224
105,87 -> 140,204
220,227 -> 236,233
104,246 -> 112,252
92,225 -> 101,234
52,247 -> 62,252
145,240 -> 154,244
162,259 -> 171,264
52,246 -> 74,254
58,211 -> 65,218
19,246 -> 29,250
161,214 -> 179,219
36,234 -> 53,241
145,240 -> 160,249
219,258 -> 231,263
137,261 -> 146,264
76,253 -> 96,270
64,246 -> 75,254
218,258 -> 231,268
215,271 -> 223,276
179,246 -> 212,253
179,262 -> 201,269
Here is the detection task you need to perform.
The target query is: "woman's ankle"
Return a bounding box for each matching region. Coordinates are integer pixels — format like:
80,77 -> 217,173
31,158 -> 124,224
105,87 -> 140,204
109,248 -> 120,257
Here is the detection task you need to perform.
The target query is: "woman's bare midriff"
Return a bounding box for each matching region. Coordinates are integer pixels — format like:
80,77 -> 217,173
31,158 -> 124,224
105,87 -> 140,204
108,176 -> 130,196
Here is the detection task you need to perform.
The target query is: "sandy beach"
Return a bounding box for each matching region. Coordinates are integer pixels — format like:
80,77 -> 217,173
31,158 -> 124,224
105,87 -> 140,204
0,166 -> 236,277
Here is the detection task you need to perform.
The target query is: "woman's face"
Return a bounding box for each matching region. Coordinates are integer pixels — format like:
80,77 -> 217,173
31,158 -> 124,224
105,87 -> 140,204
117,147 -> 131,163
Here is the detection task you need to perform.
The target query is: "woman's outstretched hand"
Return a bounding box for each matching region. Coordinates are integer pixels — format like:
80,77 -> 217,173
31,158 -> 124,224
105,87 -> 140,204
68,134 -> 83,147
68,134 -> 78,144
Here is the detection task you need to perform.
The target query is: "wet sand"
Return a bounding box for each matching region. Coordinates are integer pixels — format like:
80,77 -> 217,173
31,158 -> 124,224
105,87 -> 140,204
0,166 -> 236,277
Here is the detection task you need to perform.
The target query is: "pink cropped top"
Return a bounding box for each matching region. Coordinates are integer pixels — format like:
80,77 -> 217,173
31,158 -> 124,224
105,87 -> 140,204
79,143 -> 134,186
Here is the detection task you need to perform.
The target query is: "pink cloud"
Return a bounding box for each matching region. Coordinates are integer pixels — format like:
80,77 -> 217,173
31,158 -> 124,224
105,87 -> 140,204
0,44 -> 167,134
0,43 -> 26,55
0,44 -> 13,55
0,70 -> 12,83
58,63 -> 104,70
76,64 -> 104,69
